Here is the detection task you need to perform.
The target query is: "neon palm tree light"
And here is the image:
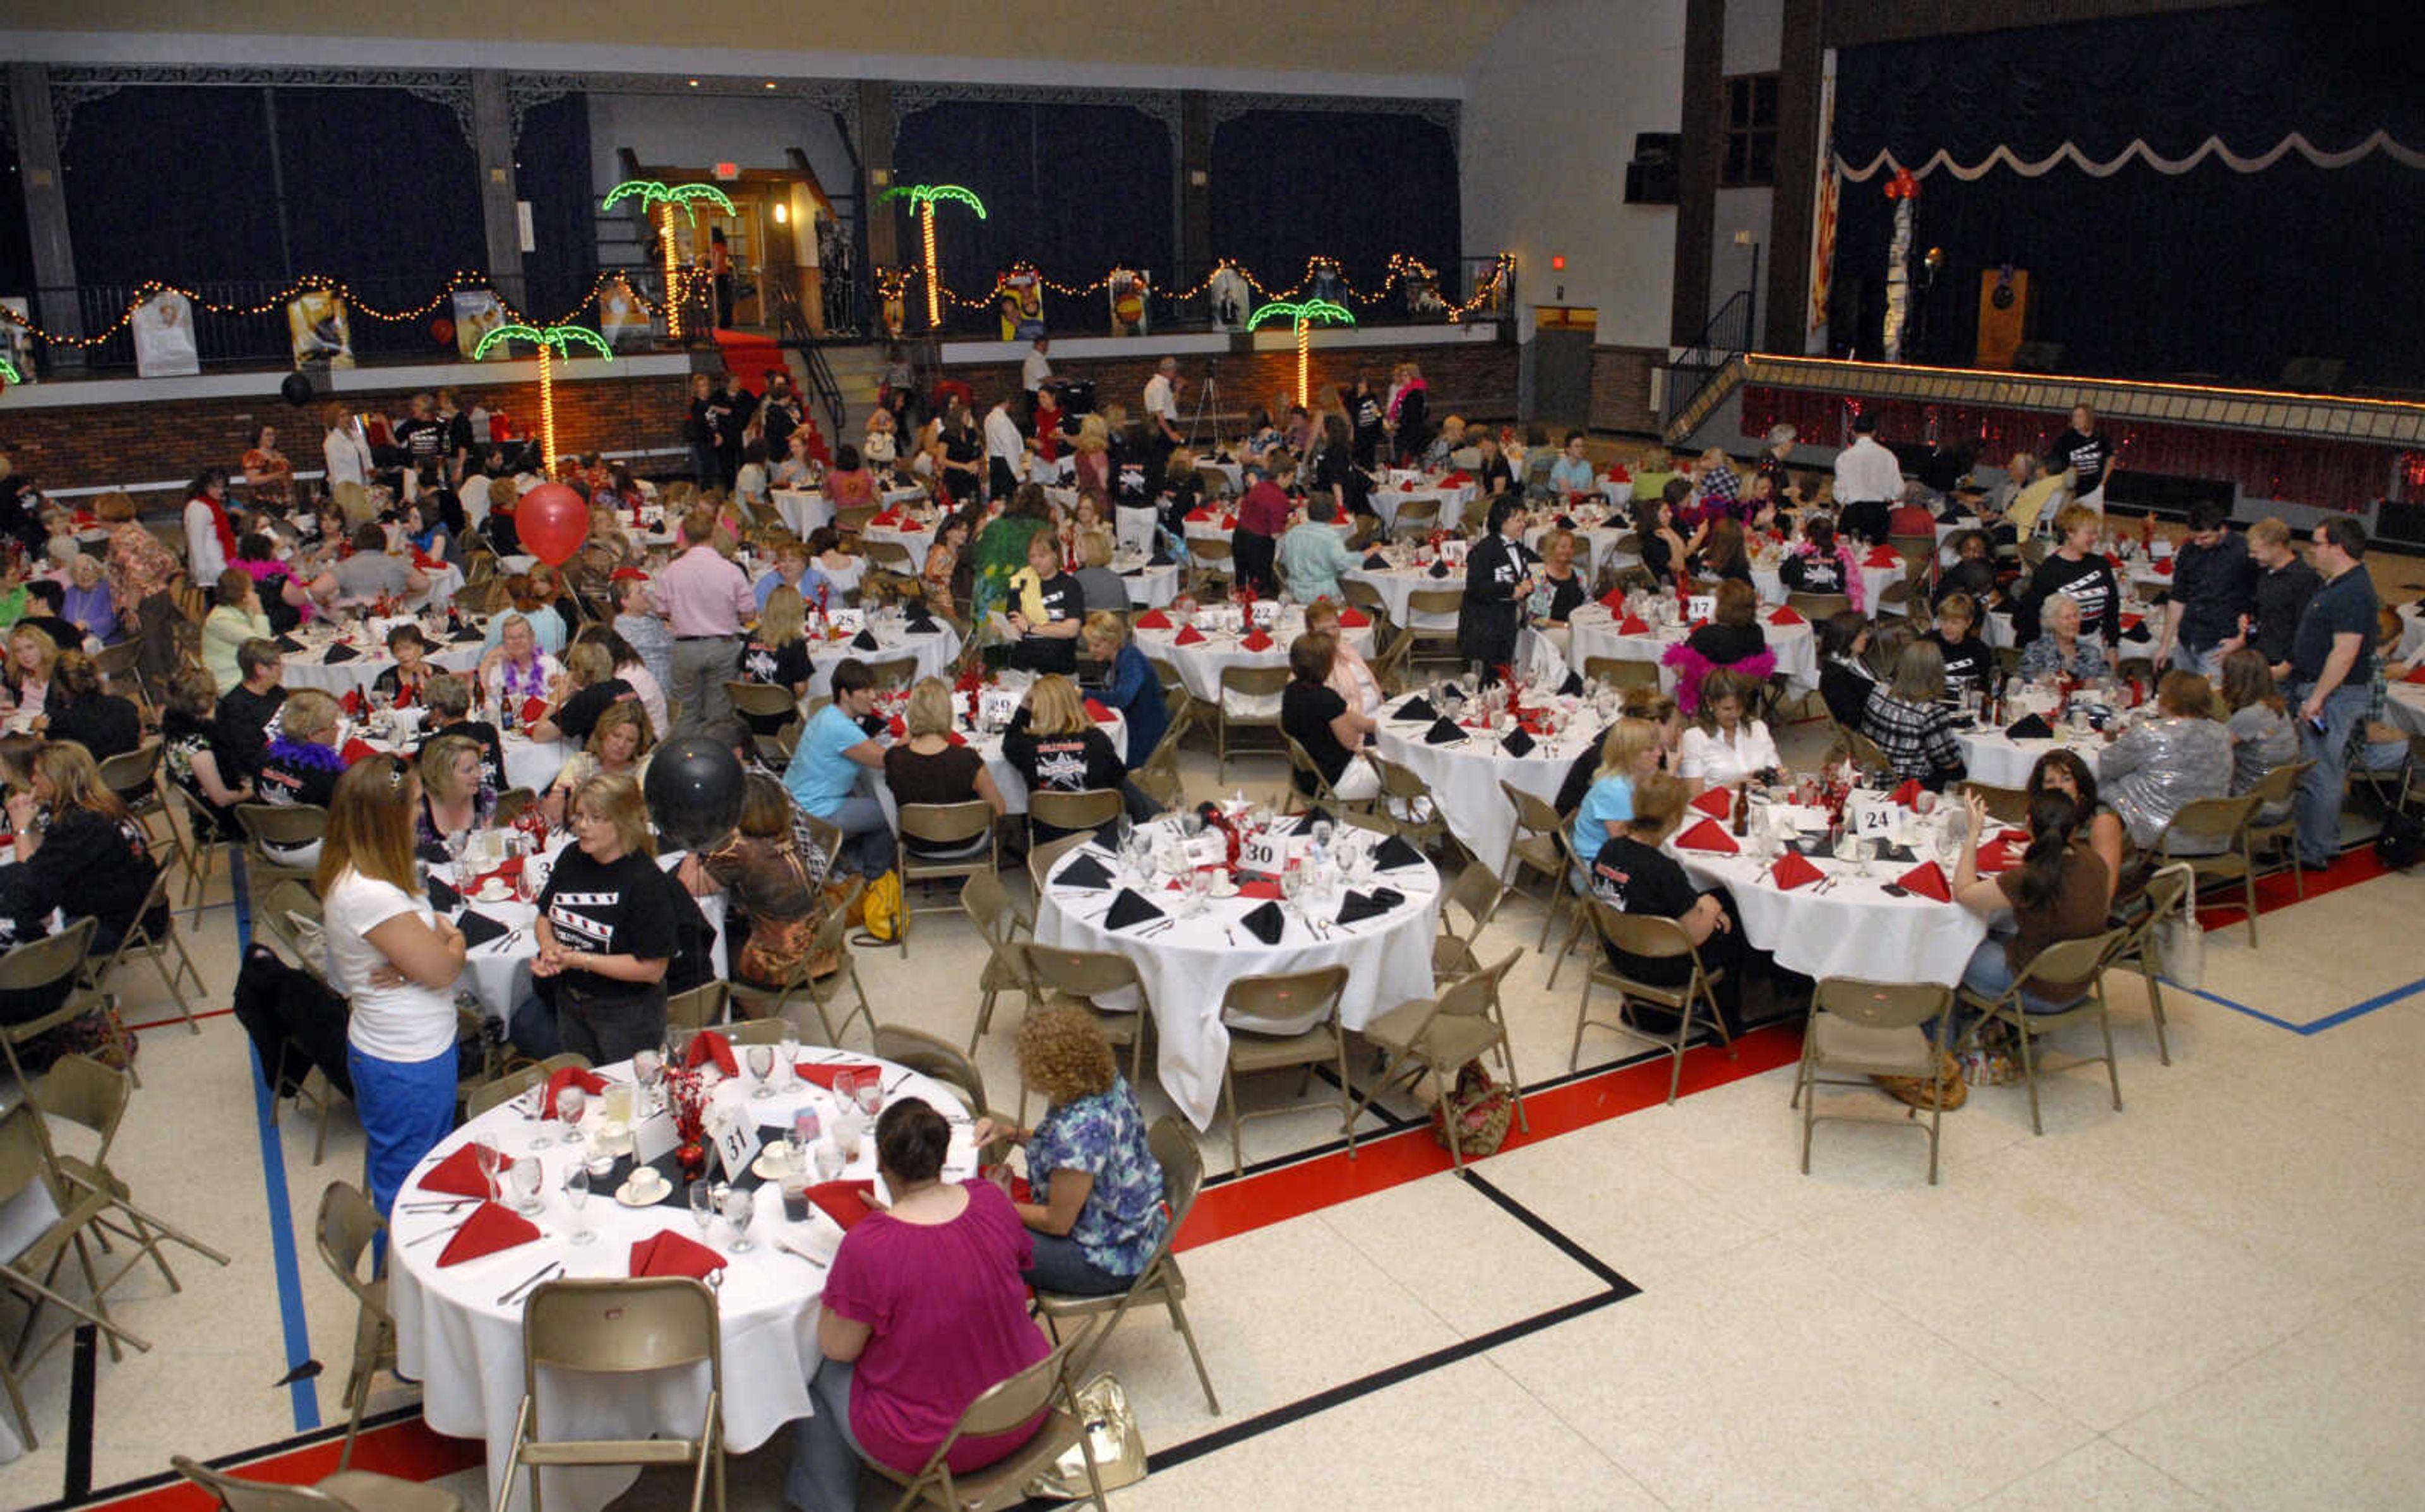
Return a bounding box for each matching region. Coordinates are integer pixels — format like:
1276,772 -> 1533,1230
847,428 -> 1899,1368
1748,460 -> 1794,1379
878,184 -> 988,329
0,357 -> 19,386
602,179 -> 739,338
1246,298 -> 1356,408
471,323 -> 613,476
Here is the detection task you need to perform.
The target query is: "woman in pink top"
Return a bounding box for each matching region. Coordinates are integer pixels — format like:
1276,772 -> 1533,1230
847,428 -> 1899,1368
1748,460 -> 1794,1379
787,1100 -> 1050,1511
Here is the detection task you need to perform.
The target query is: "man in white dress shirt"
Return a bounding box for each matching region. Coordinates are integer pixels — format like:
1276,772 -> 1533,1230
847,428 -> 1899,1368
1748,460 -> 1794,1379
1021,338 -> 1053,399
1142,356 -> 1183,480
1831,412 -> 1903,547
983,396 -> 1026,501
321,403 -> 376,525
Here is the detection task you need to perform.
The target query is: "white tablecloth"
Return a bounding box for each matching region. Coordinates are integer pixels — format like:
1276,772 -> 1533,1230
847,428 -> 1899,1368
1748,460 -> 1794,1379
364,727 -> 564,796
2395,604 -> 2424,664
771,489 -> 832,537
1523,521 -> 1636,576
391,1049 -> 976,1512
1560,605 -> 1820,694
1957,727 -> 2108,790
1343,564 -> 1466,631
2381,680 -> 2425,736
1372,482 -> 1476,534
1672,840 -> 1989,987
439,842 -> 727,1022
1033,824 -> 1439,1128
280,626 -> 484,698
800,624 -> 962,699
407,563 -> 467,612
1133,609 -> 1374,707
1115,562 -> 1182,609
1372,708 -> 1595,874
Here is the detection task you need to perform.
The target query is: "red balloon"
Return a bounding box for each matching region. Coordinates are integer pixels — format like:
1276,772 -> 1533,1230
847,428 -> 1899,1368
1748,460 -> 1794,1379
517,483 -> 589,566
431,316 -> 456,345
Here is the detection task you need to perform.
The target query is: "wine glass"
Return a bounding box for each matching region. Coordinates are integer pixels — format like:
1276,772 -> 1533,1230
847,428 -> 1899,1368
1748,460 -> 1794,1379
555,1085 -> 587,1154
472,1143 -> 502,1201
565,1166 -> 595,1246
1310,819 -> 1334,859
722,1187 -> 755,1253
508,1158 -> 544,1215
854,1074 -> 884,1121
632,1048 -> 665,1117
778,1027 -> 801,1090
688,1179 -> 716,1237
746,1043 -> 776,1099
1280,865 -> 1305,924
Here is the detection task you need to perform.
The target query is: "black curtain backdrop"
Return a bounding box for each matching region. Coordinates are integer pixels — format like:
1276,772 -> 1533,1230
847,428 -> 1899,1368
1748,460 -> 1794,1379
515,92 -> 597,323
1830,2 -> 2425,386
63,86 -> 282,286
272,88 -> 481,290
893,100 -> 1173,333
1209,110 -> 1459,301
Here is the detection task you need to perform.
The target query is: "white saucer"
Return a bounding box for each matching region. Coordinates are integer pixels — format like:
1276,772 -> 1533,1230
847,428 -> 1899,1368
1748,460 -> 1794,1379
1208,881 -> 1239,899
474,878 -> 515,903
616,1175 -> 670,1206
751,1150 -> 800,1182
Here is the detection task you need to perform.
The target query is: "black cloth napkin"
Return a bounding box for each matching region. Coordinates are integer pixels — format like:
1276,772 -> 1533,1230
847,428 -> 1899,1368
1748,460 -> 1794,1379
1500,729 -> 1536,758
451,626 -> 486,643
1393,696 -> 1438,723
1424,716 -> 1466,746
274,634 -> 306,653
457,910 -> 510,948
1293,806 -> 1334,835
1373,834 -> 1426,871
1362,552 -> 1391,570
1120,567 -> 1147,578
1058,854 -> 1115,891
849,629 -> 882,651
321,644 -> 359,664
1091,818 -> 1126,852
904,614 -> 939,635
1239,899 -> 1286,945
1336,887 -> 1406,926
1553,514 -> 1578,530
426,872 -> 462,911
2006,713 -> 2055,740
1102,888 -> 1165,932
1559,670 -> 1586,697
1148,549 -> 1175,566
1427,560 -> 1451,578
1877,842 -> 1917,863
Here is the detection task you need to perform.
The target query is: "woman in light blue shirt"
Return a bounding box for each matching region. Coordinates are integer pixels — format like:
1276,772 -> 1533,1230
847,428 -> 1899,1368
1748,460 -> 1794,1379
1276,496 -> 1362,606
1569,718 -> 1663,886
782,658 -> 894,877
1548,431 -> 1598,496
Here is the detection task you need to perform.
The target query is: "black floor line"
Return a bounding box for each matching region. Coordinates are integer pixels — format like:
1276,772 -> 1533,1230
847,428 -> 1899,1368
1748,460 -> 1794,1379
63,1326 -> 95,1503
1459,1169 -> 1640,1294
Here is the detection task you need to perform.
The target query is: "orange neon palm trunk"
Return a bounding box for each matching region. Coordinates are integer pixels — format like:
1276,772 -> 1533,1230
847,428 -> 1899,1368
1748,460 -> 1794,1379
662,207 -> 683,338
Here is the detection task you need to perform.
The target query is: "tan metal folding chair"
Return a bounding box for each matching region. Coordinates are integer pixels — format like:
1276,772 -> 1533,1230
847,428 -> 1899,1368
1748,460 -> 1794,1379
861,1324 -> 1108,1510
2153,792 -> 2262,946
1212,664 -> 1288,781
897,800 -> 1000,956
498,1277 -> 726,1512
1574,902 -> 1736,1103
1954,926 -> 2129,1135
1791,978 -> 1955,1184
871,1024 -> 991,1119
1011,944 -> 1152,1105
172,1453 -> 465,1512
1345,951 -> 1529,1172
1216,965 -> 1354,1173
959,872 -> 1033,1052
314,1181 -> 397,1472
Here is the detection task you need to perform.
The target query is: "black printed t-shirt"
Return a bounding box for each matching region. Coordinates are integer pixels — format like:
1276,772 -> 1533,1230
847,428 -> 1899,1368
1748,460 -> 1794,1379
1585,835 -> 1701,986
536,847 -> 680,1005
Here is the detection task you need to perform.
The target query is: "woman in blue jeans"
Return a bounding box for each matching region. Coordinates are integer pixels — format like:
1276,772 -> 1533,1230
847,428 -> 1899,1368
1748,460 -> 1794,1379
974,1007 -> 1166,1295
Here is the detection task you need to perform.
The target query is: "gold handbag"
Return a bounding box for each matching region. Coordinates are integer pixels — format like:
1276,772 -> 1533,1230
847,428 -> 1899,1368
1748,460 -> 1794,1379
1024,1372 -> 1147,1499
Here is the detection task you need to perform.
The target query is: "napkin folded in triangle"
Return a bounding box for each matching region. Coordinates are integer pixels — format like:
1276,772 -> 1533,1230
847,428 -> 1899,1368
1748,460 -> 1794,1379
1599,588 -> 1628,612
1393,696 -> 1438,723
321,644 -> 360,664
683,1030 -> 739,1077
629,1229 -> 726,1280
1335,887 -> 1404,926
438,1201 -> 541,1266
1619,614 -> 1651,634
1975,836 -> 2019,872
1134,609 -> 1173,629
522,696 -> 549,728
1771,850 -> 1824,890
2005,713 -> 2055,740
452,626 -> 486,643
1373,834 -> 1427,871
1889,777 -> 1924,806
1865,548 -> 1902,568
886,715 -> 908,739
275,635 -> 307,653
793,1062 -> 881,1090
1363,553 -> 1392,570
1240,629 -> 1275,652
1338,605 -> 1371,628
1085,697 -> 1116,722
1058,853 -> 1115,891
1220,514 -> 1238,530
419,1143 -> 516,1198
426,873 -> 463,911
1238,899 -> 1286,944
338,737 -> 381,765
805,1180 -> 879,1231
1147,549 -> 1175,566
2153,558 -> 2175,576
1423,716 -> 1466,746
851,629 -> 882,651
1500,729 -> 1536,758
905,614 -> 940,634
1187,508 -> 1216,523
543,1065 -> 608,1119
1427,561 -> 1452,579
1675,818 -> 1739,854
1293,806 -> 1334,835
1896,860 -> 1953,902
1173,625 -> 1208,646
1102,888 -> 1165,931
1691,786 -> 1733,819
456,910 -> 510,949
1769,605 -> 1806,626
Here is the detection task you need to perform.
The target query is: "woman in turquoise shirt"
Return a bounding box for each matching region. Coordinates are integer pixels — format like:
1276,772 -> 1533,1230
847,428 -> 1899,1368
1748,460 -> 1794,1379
782,657 -> 894,877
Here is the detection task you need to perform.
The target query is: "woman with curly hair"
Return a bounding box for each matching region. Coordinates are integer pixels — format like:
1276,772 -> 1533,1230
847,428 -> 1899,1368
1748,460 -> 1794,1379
974,1006 -> 1166,1295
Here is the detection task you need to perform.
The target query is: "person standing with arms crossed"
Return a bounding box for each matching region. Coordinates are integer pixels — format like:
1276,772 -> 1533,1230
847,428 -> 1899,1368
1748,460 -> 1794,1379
2285,515 -> 2377,871
657,506 -> 756,737
1142,357 -> 1184,483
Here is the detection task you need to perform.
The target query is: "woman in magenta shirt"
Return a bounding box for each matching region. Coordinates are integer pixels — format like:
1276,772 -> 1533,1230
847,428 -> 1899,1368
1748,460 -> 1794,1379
1231,449 -> 1296,598
787,1100 -> 1050,1509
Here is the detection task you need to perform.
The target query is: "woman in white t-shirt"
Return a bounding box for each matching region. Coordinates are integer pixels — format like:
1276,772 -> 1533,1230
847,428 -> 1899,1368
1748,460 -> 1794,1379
1675,668 -> 1786,789
316,754 -> 468,1218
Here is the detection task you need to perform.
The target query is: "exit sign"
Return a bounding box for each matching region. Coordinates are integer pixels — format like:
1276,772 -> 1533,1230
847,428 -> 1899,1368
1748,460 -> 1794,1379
714,162 -> 740,181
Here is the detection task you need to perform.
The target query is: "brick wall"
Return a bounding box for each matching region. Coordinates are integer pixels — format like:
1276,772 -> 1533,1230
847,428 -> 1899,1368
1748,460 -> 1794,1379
945,338 -> 1521,429
3,373 -> 695,499
1589,345 -> 1666,437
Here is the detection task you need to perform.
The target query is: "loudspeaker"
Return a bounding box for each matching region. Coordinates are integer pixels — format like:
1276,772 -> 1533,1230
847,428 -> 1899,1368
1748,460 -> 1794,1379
1624,133 -> 1680,205
2011,340 -> 2065,373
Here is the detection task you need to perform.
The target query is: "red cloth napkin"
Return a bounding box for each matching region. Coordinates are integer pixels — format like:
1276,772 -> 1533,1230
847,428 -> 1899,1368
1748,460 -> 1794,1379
412,549 -> 444,573
2404,664 -> 2425,685
1605,465 -> 1631,482
1173,625 -> 1207,646
1691,787 -> 1733,819
805,1180 -> 879,1231
870,511 -> 901,527
1896,860 -> 1953,902
1240,630 -> 1274,652
899,520 -> 927,532
2153,558 -> 2175,576
437,1201 -> 542,1267
1220,514 -> 1238,530
1676,818 -> 1739,854
543,1065 -> 608,1119
1599,588 -> 1628,612
684,1030 -> 738,1077
1771,850 -> 1824,890
629,1229 -> 726,1280
1975,836 -> 2018,872
418,1144 -> 516,1198
1619,614 -> 1650,635
341,688 -> 364,717
1187,508 -> 1215,523
522,696 -> 549,727
887,715 -> 907,739
1135,609 -> 1173,629
1889,778 -> 1924,806
338,737 -> 381,765
1768,605 -> 1805,626
1442,472 -> 1473,485
794,1061 -> 881,1090
946,730 -> 968,746
1236,879 -> 1283,900
1085,697 -> 1116,723
1338,605 -> 1370,627
1865,548 -> 1901,568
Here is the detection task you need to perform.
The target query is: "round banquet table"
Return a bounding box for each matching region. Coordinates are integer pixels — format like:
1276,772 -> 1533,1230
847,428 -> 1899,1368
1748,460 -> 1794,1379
1562,604 -> 1819,694
1342,562 -> 1466,631
1670,832 -> 1989,988
1956,725 -> 2108,790
799,622 -> 962,699
280,621 -> 484,698
1032,821 -> 1439,1129
433,839 -> 728,1022
856,521 -> 933,564
1523,520 -> 1637,576
2382,679 -> 2425,736
1371,480 -> 1476,534
1371,703 -> 1598,874
770,487 -> 833,537
1132,605 -> 1374,707
390,1048 -> 979,1512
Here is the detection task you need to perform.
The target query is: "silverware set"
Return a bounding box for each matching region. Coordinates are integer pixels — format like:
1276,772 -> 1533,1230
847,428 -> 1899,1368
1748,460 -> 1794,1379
496,1261 -> 563,1306
402,1217 -> 470,1248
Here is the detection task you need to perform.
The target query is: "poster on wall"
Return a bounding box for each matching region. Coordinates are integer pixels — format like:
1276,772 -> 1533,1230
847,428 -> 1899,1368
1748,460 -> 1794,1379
288,289 -> 354,369
597,277 -> 653,348
1206,265 -> 1251,332
1108,268 -> 1149,336
451,288 -> 507,360
0,299 -> 36,385
131,290 -> 201,378
996,266 -> 1043,341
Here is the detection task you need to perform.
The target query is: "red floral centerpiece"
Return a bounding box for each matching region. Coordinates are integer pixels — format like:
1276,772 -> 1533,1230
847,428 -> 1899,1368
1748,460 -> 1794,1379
664,1064 -> 713,1181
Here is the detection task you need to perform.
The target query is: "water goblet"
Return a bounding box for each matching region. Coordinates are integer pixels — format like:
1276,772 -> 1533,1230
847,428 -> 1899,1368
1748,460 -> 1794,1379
632,1048 -> 665,1117
854,1074 -> 885,1121
1310,819 -> 1334,859
565,1166 -> 595,1246
508,1158 -> 544,1215
746,1042 -> 776,1098
1279,865 -> 1305,923
555,1085 -> 587,1154
472,1142 -> 502,1201
722,1187 -> 755,1253
778,1028 -> 801,1088
689,1179 -> 716,1237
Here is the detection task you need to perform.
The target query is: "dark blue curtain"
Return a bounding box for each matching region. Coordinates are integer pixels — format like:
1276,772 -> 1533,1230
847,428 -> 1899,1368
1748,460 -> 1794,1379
0,109 -> 33,298
892,100 -> 1173,333
515,92 -> 596,322
1830,1 -> 2425,385
272,88 -> 481,291
1208,110 -> 1459,298
62,86 -> 282,285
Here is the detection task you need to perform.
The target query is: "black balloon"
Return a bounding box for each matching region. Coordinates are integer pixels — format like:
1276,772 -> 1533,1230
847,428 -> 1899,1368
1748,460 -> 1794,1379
280,372 -> 316,407
644,737 -> 746,854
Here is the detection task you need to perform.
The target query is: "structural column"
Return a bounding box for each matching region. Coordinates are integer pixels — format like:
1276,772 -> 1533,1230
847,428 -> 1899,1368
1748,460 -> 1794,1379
1668,0 -> 1726,347
1764,0 -> 1828,353
470,70 -> 525,304
857,80 -> 899,271
9,63 -> 85,362
1178,92 -> 1211,291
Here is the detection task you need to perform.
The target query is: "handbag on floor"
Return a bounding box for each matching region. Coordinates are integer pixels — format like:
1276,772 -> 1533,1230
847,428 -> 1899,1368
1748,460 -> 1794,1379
1430,1059 -> 1514,1157
1024,1372 -> 1146,1499
2150,862 -> 2204,991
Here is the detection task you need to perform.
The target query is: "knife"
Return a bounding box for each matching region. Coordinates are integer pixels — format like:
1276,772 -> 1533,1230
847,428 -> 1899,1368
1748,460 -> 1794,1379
496,1260 -> 563,1306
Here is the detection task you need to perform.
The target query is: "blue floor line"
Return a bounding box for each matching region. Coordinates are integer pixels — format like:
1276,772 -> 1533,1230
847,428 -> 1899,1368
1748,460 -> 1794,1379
232,857 -> 321,1433
2170,974 -> 2425,1036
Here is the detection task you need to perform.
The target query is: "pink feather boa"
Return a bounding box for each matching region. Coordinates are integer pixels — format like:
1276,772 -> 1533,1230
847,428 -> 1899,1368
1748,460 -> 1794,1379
1660,641 -> 1779,714
1785,541 -> 1869,612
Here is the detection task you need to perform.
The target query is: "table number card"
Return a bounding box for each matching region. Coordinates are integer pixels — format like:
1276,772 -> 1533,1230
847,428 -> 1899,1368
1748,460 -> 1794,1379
1687,593 -> 1716,623
632,1105 -> 677,1167
1240,831 -> 1286,876
978,688 -> 1021,729
711,1109 -> 763,1184
828,608 -> 866,635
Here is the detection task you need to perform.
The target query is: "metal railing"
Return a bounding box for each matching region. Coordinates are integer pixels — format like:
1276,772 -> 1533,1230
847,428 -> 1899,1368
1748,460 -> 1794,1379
1663,289 -> 1756,433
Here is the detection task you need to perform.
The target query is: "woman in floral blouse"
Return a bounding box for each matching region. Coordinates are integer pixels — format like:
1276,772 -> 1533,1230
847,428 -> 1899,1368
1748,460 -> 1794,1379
975,1006 -> 1167,1295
